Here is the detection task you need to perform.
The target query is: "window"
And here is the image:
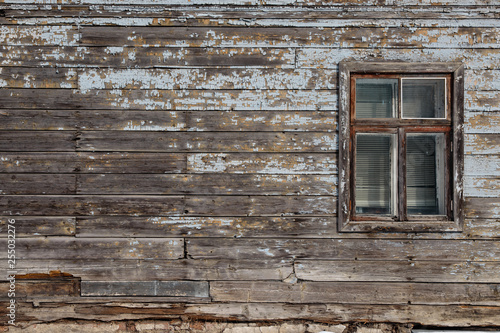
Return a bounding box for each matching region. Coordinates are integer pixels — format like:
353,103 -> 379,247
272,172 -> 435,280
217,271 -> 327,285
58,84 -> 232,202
338,62 -> 464,232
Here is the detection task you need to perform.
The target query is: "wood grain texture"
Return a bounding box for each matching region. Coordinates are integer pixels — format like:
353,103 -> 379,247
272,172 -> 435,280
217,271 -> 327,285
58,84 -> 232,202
0,67 -> 77,88
0,110 -> 337,132
0,152 -> 186,173
210,281 -> 500,305
0,195 -> 184,216
75,216 -> 337,238
0,279 -> 80,299
186,238 -> 500,261
3,302 -> 499,326
0,131 -> 76,152
0,237 -> 184,260
80,26 -> 500,48
81,281 -> 209,297
0,89 -> 338,111
76,174 -> 337,195
77,131 -> 337,153
295,260 -> 500,283
0,46 -> 296,68
0,216 -> 76,237
0,174 -> 76,194
3,259 -> 293,281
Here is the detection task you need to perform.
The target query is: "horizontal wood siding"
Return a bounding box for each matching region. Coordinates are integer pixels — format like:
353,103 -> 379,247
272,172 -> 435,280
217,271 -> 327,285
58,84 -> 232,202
0,2 -> 499,326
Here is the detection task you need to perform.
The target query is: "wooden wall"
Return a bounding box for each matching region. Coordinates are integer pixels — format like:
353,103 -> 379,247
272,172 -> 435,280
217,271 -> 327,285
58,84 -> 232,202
0,1 -> 499,326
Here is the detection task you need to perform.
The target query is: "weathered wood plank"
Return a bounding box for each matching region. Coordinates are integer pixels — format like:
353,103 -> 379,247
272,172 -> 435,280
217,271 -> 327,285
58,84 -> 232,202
210,281 -> 500,305
76,216 -> 337,238
0,152 -> 186,173
0,279 -> 80,299
465,176 -> 500,197
74,216 -> 500,240
1,0 -> 497,5
187,153 -> 337,174
80,26 -> 500,48
0,25 -> 79,46
297,48 -> 500,70
0,89 -> 338,110
0,110 -> 337,132
0,131 -> 76,152
77,174 -> 337,195
78,132 -> 337,153
465,112 -> 500,134
466,70 -> 500,91
0,67 -> 77,88
78,68 -> 337,90
0,216 -> 75,237
81,281 -> 209,297
3,259 -> 293,281
0,46 -> 296,68
466,197 -> 500,219
465,134 -> 500,154
295,260 -> 500,283
184,196 -> 336,217
466,91 -> 500,111
2,2 -> 498,22
0,237 -> 184,260
186,238 -> 500,261
5,301 -> 500,326
0,174 -> 76,195
465,155 -> 500,176
0,195 -> 184,216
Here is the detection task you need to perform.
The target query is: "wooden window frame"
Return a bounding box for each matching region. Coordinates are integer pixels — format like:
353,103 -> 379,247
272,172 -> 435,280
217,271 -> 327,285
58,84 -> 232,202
338,62 -> 464,233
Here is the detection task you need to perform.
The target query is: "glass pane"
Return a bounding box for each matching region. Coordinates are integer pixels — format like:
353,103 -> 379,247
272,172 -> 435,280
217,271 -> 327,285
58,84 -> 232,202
402,78 -> 446,118
406,133 -> 446,215
355,134 -> 395,215
355,79 -> 398,118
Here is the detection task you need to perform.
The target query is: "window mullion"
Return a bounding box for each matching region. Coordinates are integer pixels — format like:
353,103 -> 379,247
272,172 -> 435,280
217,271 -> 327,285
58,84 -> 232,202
398,127 -> 407,222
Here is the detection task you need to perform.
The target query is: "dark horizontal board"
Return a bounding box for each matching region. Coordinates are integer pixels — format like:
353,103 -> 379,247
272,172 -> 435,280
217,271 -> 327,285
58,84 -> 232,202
0,25 -> 79,46
75,216 -> 337,238
184,195 -> 336,216
187,153 -> 337,174
78,68 -> 337,90
295,260 -> 500,283
465,111 -> 500,134
0,89 -> 338,111
74,216 -> 500,240
0,216 -> 76,237
7,301 -> 500,326
186,238 -> 500,261
0,237 -> 184,260
0,152 -> 186,173
0,131 -> 76,152
297,48 -> 500,70
465,134 -> 500,154
0,174 -> 76,194
210,281 -> 500,305
77,174 -> 337,195
0,110 -> 337,132
0,46 -> 296,68
4,258 -> 293,281
81,281 -> 209,297
0,195 -> 184,216
0,67 -> 77,88
77,131 -> 337,152
80,26 -> 500,49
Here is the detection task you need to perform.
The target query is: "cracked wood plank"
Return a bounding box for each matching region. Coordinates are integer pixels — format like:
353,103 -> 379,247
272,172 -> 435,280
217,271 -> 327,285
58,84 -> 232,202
0,216 -> 76,237
0,237 -> 184,260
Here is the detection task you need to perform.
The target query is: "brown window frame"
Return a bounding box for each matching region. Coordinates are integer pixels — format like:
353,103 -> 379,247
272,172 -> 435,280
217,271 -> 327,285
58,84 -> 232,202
338,62 -> 464,233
